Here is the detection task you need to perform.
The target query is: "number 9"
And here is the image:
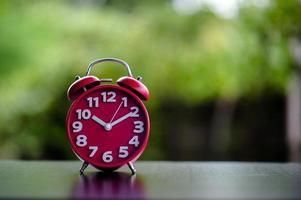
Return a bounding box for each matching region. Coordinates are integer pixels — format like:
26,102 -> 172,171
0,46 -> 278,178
72,121 -> 82,133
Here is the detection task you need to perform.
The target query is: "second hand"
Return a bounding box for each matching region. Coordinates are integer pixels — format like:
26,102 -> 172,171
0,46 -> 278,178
109,99 -> 124,124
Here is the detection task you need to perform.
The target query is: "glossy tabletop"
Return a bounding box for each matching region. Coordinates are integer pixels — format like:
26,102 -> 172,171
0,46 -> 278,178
0,161 -> 300,199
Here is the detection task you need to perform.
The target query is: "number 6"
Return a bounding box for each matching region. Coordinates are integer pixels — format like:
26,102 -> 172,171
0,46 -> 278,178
102,151 -> 113,163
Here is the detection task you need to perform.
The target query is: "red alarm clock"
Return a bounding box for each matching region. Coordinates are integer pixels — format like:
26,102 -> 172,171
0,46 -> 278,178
66,58 -> 150,175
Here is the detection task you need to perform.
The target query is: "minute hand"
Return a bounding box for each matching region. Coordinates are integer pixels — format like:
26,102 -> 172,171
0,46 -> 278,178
110,112 -> 133,127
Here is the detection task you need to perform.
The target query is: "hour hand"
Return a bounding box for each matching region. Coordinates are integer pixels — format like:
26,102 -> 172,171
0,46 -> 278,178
92,115 -> 107,127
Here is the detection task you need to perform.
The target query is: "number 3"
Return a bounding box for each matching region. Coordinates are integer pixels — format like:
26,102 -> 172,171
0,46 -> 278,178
134,121 -> 144,133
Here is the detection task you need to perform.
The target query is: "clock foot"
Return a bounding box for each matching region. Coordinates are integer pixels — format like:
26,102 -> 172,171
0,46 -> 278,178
79,161 -> 89,175
127,162 -> 136,175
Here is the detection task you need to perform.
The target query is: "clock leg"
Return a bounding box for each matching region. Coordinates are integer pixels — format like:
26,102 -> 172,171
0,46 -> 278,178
127,162 -> 136,175
79,161 -> 89,175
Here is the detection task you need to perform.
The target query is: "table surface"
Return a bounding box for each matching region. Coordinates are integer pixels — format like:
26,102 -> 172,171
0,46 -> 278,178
0,161 -> 301,199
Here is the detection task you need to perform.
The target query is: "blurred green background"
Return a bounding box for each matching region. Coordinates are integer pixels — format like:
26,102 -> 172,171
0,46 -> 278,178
0,0 -> 300,161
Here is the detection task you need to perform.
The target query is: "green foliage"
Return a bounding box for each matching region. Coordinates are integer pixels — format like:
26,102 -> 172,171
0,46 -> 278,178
0,0 -> 299,159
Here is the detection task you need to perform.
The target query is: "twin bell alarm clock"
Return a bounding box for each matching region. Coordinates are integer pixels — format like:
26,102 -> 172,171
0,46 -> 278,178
66,58 -> 150,174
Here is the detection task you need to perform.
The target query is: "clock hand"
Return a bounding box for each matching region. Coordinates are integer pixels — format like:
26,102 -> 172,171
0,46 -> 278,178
109,99 -> 124,124
92,115 -> 114,131
110,112 -> 133,127
91,115 -> 107,127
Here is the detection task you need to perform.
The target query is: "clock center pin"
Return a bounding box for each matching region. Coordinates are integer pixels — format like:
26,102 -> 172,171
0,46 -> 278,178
104,123 -> 112,131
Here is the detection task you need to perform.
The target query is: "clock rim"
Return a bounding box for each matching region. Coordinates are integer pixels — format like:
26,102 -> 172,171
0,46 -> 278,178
66,84 -> 150,169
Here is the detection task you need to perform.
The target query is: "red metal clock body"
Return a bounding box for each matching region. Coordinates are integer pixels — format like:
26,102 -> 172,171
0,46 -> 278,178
66,58 -> 150,174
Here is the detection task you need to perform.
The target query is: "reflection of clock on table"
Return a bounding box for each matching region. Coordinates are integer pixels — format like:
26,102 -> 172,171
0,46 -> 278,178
66,58 -> 150,174
72,172 -> 145,199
